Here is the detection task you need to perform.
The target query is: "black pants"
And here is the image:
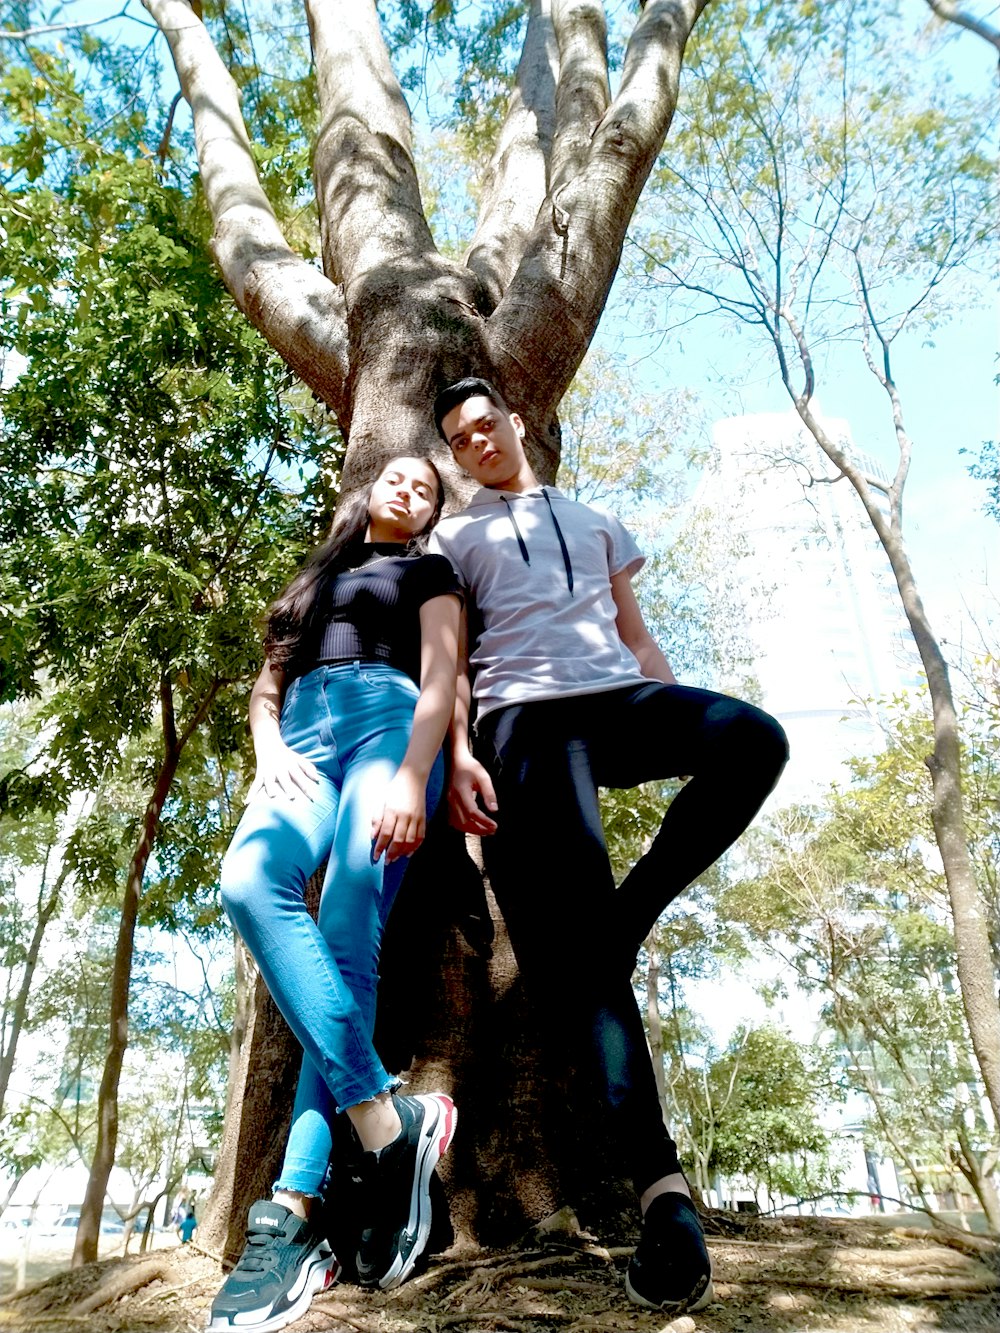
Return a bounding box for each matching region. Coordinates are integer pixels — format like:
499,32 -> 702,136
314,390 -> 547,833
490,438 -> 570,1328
475,681 -> 789,1195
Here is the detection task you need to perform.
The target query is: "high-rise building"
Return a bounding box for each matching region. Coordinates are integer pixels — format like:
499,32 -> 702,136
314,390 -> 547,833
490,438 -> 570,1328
695,410 -> 923,801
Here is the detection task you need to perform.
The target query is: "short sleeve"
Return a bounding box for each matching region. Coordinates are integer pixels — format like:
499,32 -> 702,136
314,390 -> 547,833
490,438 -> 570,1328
601,509 -> 645,579
426,530 -> 470,592
408,552 -> 462,606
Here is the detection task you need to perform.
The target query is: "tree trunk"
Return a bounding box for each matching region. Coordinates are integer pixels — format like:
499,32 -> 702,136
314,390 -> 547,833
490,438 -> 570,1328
793,396 -> 1000,1135
221,935 -> 254,1129
0,860 -> 67,1122
955,1124 -> 1000,1234
73,678 -> 220,1267
147,0 -> 710,1247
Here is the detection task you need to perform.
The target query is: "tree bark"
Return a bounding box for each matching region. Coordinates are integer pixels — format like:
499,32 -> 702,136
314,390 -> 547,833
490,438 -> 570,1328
923,0 -> 1000,57
141,0 -> 350,415
465,0 -> 558,307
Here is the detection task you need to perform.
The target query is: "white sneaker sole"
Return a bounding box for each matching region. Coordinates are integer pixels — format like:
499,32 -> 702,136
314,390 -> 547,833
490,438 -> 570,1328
206,1244 -> 340,1332
624,1267 -> 714,1314
378,1093 -> 457,1290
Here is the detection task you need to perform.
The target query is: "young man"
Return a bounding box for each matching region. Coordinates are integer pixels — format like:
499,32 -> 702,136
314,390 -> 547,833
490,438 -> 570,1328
430,377 -> 789,1315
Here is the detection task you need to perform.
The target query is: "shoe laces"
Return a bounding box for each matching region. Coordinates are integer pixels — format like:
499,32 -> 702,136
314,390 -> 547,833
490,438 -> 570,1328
233,1225 -> 287,1273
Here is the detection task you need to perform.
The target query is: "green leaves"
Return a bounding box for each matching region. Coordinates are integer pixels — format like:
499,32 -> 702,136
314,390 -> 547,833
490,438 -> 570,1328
0,15 -> 338,1154
718,688 -> 999,1188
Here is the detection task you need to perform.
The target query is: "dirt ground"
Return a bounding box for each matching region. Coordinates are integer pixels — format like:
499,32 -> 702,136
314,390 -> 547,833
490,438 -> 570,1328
1,1210 -> 997,1333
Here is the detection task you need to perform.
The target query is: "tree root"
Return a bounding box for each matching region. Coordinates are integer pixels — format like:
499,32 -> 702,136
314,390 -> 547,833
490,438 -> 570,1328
305,1305 -> 373,1333
439,1314 -> 582,1328
131,1269 -> 215,1308
716,1273 -> 997,1297
73,1258 -> 171,1315
893,1225 -> 999,1257
512,1278 -> 616,1294
442,1252 -> 616,1306
0,1318 -> 91,1329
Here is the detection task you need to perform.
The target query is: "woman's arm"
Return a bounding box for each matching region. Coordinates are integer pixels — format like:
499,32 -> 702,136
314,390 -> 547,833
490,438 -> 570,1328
247,660 -> 321,801
610,570 -> 678,685
371,593 -> 461,863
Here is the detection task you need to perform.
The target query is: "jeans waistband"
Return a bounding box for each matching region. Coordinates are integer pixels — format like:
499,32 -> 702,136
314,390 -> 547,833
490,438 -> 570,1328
304,659 -> 403,679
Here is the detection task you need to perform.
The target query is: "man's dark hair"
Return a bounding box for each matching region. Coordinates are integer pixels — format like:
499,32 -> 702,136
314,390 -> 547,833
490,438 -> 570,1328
433,377 -> 511,441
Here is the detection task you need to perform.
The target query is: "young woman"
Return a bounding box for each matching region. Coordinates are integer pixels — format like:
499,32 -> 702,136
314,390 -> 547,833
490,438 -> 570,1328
209,457 -> 461,1333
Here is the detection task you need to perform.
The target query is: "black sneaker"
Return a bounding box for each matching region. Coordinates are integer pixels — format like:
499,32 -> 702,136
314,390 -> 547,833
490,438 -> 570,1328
355,1092 -> 457,1290
625,1192 -> 714,1314
207,1200 -> 340,1332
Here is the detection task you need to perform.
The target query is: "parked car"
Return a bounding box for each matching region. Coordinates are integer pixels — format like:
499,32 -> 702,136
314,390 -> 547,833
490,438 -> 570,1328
37,1214 -> 80,1237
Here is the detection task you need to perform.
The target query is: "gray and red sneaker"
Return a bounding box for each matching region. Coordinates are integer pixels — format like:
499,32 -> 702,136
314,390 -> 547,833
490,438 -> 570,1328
355,1092 -> 457,1290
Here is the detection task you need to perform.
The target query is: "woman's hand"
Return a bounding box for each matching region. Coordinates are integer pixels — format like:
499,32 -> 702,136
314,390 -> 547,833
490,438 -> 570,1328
249,738 -> 321,802
371,768 -> 427,864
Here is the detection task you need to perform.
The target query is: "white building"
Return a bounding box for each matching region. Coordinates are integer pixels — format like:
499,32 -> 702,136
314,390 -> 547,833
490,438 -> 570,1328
695,409 -> 923,803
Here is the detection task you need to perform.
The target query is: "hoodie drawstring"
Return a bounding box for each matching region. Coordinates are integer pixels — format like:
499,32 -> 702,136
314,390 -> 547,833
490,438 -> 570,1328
501,496 -> 531,566
500,490 -> 574,596
542,489 -> 574,596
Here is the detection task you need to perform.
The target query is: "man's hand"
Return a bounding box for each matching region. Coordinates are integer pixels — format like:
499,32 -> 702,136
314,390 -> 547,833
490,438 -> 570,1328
448,753 -> 499,835
371,768 -> 427,864
249,740 -> 321,802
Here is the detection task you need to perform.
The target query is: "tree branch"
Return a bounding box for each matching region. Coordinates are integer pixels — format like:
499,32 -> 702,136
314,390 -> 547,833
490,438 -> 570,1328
142,0 -> 350,417
548,0 -> 611,199
490,0 -> 707,428
157,91 -> 182,164
466,0 -> 558,308
308,0 -> 436,288
924,0 -> 1000,60
0,8 -> 128,40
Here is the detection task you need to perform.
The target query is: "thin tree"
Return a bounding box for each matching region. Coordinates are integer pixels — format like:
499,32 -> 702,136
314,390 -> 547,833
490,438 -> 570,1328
639,0 -> 1000,1131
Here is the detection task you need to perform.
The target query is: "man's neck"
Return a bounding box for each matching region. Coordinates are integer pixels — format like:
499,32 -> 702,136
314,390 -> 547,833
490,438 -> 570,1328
486,466 -> 540,494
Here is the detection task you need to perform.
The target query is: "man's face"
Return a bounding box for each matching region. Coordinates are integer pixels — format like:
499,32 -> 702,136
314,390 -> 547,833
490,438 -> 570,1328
441,394 -> 534,491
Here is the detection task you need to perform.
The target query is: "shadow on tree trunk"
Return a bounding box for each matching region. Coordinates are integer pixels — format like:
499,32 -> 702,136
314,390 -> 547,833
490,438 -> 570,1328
201,815 -> 638,1259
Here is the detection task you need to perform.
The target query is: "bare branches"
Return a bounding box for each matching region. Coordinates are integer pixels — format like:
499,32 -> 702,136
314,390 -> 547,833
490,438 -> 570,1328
924,0 -> 1000,61
466,0 -> 558,307
142,0 -> 350,416
0,7 -> 129,40
308,0 -> 435,286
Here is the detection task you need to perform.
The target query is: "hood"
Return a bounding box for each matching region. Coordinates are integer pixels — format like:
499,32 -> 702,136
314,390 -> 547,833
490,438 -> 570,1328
467,486 -> 574,595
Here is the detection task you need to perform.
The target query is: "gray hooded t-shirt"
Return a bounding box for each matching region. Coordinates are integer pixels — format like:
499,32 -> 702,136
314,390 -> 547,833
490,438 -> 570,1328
429,485 -> 647,721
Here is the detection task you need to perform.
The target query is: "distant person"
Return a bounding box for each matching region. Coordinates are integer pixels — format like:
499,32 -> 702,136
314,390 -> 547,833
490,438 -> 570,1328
209,458 -> 461,1333
430,377 -> 789,1315
178,1208 -> 197,1245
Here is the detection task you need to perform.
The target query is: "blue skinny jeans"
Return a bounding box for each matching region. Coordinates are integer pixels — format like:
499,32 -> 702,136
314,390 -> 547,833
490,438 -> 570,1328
220,662 -> 443,1197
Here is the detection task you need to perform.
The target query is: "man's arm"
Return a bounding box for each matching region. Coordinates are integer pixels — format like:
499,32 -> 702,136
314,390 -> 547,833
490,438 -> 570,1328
447,604 -> 499,834
610,570 -> 678,685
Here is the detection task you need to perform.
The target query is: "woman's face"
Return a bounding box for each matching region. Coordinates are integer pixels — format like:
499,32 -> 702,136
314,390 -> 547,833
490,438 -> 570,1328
366,456 -> 440,542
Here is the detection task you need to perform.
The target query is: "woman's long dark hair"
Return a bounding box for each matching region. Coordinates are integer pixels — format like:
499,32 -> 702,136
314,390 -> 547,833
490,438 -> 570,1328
264,456 -> 447,671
